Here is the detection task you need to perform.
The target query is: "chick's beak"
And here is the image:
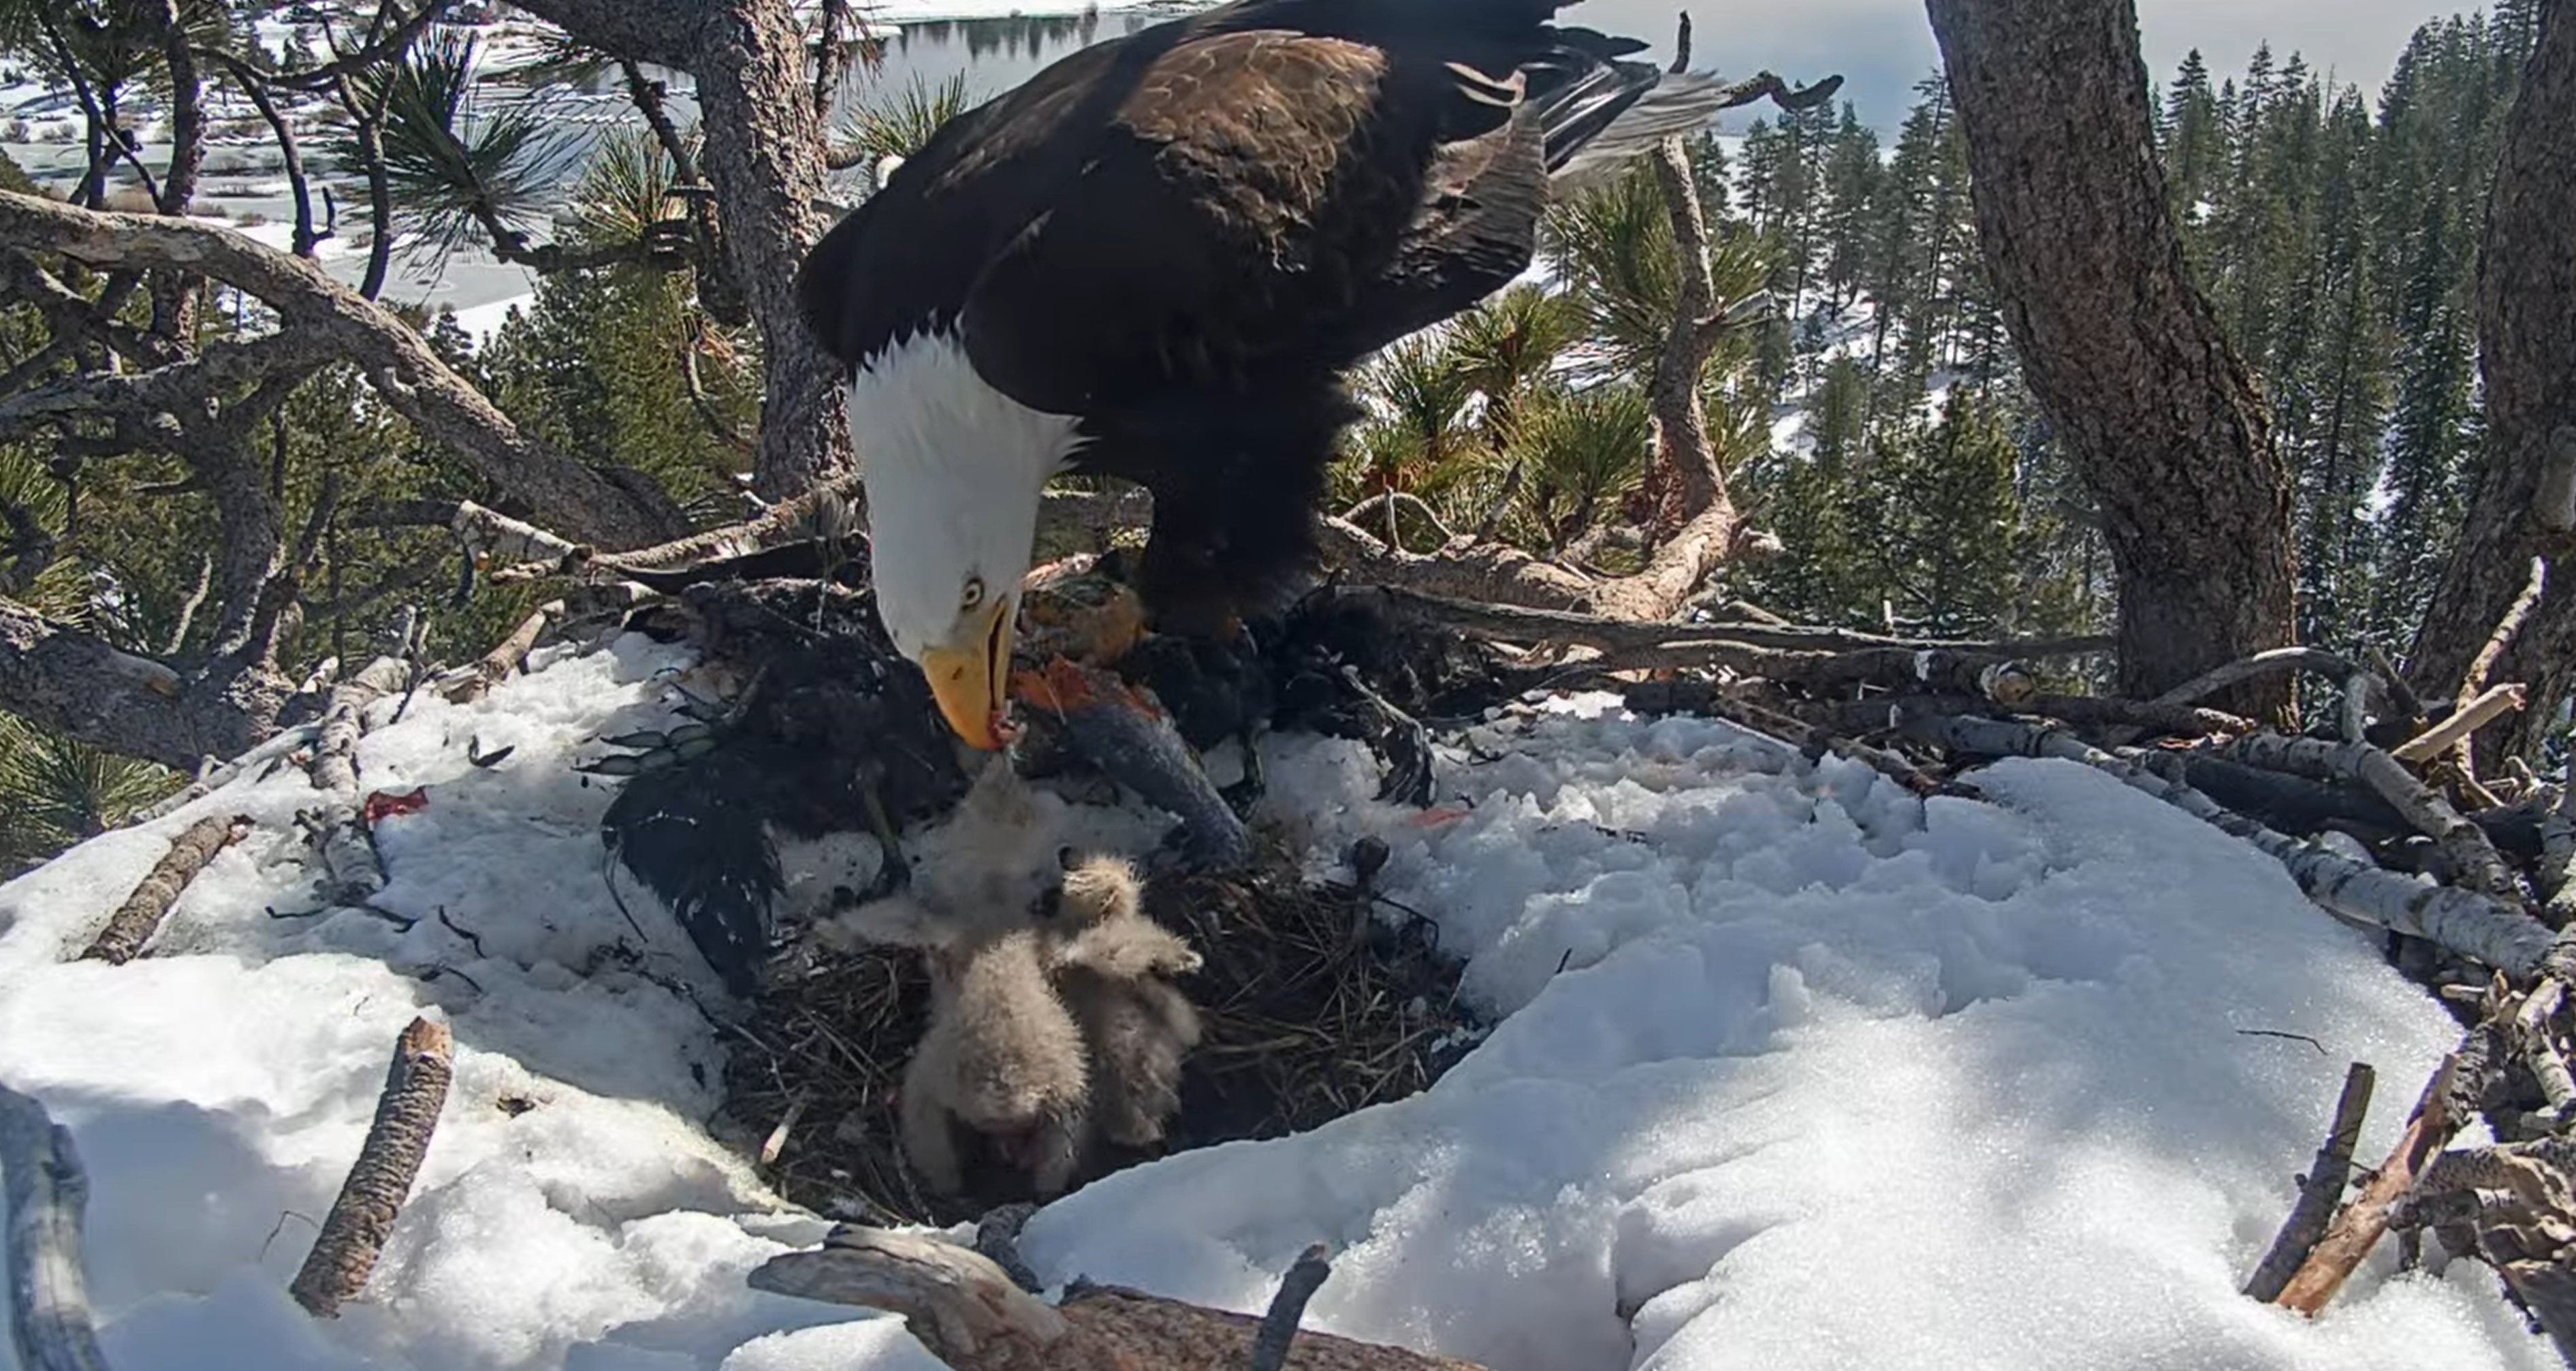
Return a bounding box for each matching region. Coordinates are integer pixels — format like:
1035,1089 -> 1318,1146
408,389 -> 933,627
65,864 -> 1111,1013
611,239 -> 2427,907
918,597 -> 1016,751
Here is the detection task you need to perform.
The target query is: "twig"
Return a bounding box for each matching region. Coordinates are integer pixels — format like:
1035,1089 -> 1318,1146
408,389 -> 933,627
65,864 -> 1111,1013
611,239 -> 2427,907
2148,647 -> 2381,739
1339,492 -> 1454,554
2464,557 -> 2547,705
0,1082 -> 110,1371
2519,979 -> 2576,1118
2243,1062 -> 2375,1302
2275,1040 -> 2480,1315
1249,1243 -> 1335,1371
1905,712 -> 2566,980
2390,683 -> 2528,766
2221,734 -> 2523,900
289,1016 -> 454,1318
76,813 -> 253,964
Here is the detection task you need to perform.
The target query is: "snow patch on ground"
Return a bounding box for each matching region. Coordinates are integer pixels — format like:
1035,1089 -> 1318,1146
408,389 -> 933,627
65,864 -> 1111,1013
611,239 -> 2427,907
0,647 -> 2556,1370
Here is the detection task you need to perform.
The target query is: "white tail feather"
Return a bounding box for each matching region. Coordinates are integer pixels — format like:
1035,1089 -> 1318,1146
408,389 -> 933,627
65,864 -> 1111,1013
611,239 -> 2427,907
1549,69 -> 1755,187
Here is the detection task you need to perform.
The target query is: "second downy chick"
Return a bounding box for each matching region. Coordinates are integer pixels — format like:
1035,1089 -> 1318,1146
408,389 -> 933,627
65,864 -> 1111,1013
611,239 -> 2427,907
1041,853 -> 1204,1152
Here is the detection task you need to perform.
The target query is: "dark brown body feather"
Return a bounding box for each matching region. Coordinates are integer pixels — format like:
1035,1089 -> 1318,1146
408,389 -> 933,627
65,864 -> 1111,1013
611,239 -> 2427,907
797,0 -> 1681,628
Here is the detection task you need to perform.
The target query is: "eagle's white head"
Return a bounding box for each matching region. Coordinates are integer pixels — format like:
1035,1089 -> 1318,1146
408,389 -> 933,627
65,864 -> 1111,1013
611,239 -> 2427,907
850,329 -> 1085,751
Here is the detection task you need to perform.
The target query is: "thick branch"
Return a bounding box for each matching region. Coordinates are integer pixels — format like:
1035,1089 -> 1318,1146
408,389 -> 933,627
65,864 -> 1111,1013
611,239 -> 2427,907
0,1082 -> 108,1371
1908,711 -> 2567,980
2219,734 -> 2524,899
0,599 -> 285,772
750,1226 -> 1491,1371
0,189 -> 686,548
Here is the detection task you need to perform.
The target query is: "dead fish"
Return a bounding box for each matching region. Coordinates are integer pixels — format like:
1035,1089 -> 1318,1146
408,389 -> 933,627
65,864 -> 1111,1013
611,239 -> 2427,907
1010,657 -> 1252,872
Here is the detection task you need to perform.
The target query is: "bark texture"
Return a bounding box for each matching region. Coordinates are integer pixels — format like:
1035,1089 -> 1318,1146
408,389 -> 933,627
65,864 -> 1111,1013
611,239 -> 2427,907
289,1016 -> 455,1318
1924,0 -> 2296,723
0,599 -> 287,774
511,0 -> 850,497
2406,1 -> 2576,765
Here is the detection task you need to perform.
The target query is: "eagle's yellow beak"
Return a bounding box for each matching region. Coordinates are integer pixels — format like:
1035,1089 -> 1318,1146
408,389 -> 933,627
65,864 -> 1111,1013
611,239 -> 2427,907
917,597 -> 1016,751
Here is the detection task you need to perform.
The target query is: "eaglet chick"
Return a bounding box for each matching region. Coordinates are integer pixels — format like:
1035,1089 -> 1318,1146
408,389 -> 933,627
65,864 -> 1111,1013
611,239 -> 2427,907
1040,853 -> 1205,1152
837,889 -> 1094,1200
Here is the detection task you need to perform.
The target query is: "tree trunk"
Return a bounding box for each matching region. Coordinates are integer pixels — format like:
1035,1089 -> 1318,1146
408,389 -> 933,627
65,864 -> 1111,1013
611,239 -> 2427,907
1924,0 -> 2297,723
512,0 -> 850,498
692,0 -> 850,497
2405,0 -> 2576,766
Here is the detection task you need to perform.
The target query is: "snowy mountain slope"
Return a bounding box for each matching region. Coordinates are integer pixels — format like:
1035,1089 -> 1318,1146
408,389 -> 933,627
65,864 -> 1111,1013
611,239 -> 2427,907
0,635 -> 2555,1370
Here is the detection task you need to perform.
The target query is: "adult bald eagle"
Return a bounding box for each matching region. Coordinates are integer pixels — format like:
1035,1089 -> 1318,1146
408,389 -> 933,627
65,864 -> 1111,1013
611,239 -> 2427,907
796,0 -> 1740,750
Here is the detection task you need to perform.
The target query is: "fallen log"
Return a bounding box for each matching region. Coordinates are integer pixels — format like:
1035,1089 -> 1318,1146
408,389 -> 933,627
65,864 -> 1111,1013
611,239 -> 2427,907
76,812 -> 253,964
749,1225 -> 1493,1371
0,1082 -> 110,1371
289,1016 -> 454,1318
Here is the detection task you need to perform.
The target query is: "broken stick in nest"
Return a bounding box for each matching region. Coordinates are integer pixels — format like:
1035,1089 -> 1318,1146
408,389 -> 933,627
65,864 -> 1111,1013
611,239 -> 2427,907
2273,1015 -> 2496,1317
2390,1133 -> 2576,1358
289,1015 -> 454,1318
76,811 -> 253,964
2243,1061 -> 2376,1303
1,1082 -> 110,1371
749,1225 -> 1492,1371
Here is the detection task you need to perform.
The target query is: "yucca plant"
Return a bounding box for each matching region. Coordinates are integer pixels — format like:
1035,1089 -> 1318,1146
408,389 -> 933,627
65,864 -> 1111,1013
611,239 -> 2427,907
0,715 -> 178,874
833,70 -> 972,171
1500,380 -> 1652,554
1443,283 -> 1587,435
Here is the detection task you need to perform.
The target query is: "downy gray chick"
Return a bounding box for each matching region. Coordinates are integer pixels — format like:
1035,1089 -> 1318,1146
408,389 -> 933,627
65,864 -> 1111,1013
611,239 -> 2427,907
838,889 -> 1093,1199
1040,853 -> 1204,1152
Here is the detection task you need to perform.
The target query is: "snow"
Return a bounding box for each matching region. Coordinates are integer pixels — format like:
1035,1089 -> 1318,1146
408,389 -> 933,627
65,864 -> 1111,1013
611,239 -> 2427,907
0,640 -> 2556,1370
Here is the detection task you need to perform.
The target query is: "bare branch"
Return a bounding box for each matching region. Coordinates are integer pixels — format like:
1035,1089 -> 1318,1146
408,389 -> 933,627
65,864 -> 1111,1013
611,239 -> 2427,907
77,812 -> 254,964
2243,1060 -> 2375,1302
1,1081 -> 110,1371
241,0 -> 454,93
2222,734 -> 2525,900
1910,711 -> 2566,980
2390,684 -> 2528,766
0,190 -> 687,548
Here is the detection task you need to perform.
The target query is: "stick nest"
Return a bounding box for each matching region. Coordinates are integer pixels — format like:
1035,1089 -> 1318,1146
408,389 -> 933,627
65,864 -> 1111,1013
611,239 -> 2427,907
716,844 -> 1480,1227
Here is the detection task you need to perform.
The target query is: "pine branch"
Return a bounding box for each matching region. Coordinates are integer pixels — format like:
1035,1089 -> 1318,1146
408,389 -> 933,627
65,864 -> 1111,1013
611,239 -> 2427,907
0,189 -> 686,548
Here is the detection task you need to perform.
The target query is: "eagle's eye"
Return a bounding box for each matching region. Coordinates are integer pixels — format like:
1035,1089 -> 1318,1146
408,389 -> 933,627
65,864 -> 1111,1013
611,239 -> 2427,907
961,576 -> 987,611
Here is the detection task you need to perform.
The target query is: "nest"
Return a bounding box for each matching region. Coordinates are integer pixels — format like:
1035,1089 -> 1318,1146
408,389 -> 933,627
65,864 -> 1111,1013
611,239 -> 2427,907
716,842 -> 1480,1227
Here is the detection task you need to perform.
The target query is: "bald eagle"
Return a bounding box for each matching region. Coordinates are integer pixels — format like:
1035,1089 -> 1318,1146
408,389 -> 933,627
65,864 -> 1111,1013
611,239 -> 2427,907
796,0 -> 1743,750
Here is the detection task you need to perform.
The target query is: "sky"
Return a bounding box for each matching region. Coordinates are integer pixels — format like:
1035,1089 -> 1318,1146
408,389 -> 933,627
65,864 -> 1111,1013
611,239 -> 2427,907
1568,0 -> 2470,129
869,1 -> 2479,136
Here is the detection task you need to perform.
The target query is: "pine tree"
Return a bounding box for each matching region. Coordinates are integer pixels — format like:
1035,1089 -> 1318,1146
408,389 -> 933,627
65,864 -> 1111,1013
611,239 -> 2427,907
2162,49 -> 2225,221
